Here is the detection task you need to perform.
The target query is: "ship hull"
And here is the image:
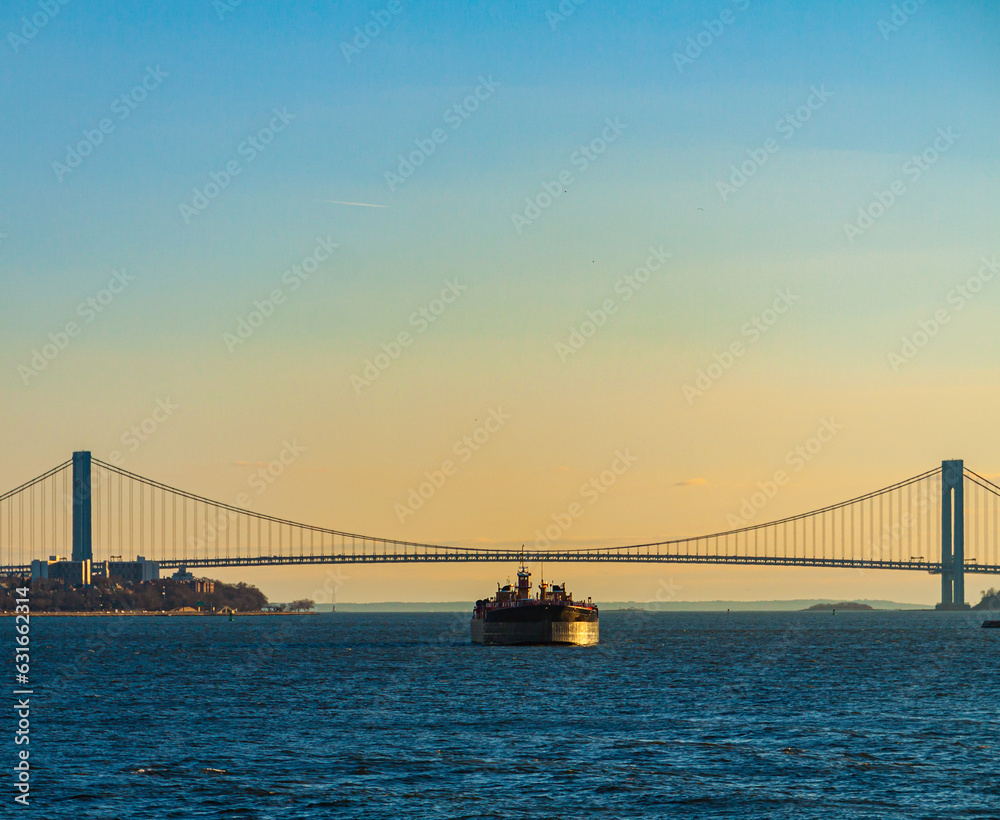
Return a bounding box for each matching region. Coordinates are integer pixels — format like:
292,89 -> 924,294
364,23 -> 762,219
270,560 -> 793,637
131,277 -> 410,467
471,604 -> 599,646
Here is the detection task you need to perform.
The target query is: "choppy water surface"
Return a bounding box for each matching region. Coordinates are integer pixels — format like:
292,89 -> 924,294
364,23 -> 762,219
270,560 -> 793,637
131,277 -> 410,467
20,611 -> 1000,818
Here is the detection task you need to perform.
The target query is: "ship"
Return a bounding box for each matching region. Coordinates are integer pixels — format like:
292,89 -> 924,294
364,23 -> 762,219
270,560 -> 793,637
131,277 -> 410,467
471,561 -> 599,646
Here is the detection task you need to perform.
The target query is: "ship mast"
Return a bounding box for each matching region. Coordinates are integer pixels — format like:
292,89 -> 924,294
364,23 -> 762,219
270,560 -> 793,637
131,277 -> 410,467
516,545 -> 532,601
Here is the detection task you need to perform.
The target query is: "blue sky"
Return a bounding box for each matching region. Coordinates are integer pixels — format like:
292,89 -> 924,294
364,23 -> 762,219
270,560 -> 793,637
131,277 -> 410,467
1,0 -> 998,602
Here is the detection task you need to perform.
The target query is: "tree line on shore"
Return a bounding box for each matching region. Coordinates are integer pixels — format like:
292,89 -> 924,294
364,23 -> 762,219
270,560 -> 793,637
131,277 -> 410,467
975,588 -> 1000,611
265,599 -> 316,612
0,575 -> 268,613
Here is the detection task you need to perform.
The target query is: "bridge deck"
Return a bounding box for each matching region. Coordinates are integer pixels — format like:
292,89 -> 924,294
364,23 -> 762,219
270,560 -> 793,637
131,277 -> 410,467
4,553 -> 1000,574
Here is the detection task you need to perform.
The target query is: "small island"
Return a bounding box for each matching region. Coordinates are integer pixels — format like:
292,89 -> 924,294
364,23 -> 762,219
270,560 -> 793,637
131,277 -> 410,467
973,588 -> 1000,611
803,602 -> 874,611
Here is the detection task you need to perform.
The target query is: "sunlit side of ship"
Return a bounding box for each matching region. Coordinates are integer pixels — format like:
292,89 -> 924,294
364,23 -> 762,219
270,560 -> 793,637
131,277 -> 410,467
471,563 -> 599,646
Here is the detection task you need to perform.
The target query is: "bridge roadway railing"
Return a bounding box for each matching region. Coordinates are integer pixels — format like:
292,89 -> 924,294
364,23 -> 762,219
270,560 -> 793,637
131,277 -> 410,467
143,552 -> 996,574
5,551 -> 1000,575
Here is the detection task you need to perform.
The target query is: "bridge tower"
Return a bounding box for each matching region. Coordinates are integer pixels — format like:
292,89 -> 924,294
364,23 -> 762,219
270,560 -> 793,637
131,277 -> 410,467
937,459 -> 969,610
72,451 -> 93,563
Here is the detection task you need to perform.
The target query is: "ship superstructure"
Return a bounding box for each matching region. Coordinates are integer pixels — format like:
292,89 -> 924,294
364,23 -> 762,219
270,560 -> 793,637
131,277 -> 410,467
471,562 -> 599,645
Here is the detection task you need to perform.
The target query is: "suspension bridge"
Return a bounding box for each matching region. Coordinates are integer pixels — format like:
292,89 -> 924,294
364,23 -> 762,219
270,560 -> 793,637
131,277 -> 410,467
2,452 -> 1000,609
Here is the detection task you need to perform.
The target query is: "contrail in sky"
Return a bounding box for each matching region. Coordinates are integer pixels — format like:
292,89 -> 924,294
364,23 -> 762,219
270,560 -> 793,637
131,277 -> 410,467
313,199 -> 387,208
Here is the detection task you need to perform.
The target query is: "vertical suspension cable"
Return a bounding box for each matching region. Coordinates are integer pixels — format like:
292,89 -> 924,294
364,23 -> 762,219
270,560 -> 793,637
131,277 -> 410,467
54,472 -> 57,555
117,472 -> 122,557
906,484 -> 916,557
925,475 -> 930,564
841,504 -> 846,563
107,467 -> 112,560
828,509 -> 833,562
851,504 -> 865,559
139,482 -> 145,558
127,478 -> 133,559
975,481 -> 980,564
93,467 -> 99,562
889,489 -> 895,563
63,467 -> 68,558
40,476 -> 46,559
991,480 -> 996,568
879,491 -> 884,563
973,480 -> 978,564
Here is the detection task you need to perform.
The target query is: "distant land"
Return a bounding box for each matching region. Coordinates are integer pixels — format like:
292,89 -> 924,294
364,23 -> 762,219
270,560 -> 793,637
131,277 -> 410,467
317,599 -> 935,613
804,602 -> 875,611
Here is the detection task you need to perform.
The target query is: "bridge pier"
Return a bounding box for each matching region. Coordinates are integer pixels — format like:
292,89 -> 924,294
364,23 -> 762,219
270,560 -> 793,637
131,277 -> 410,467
72,451 -> 93,563
937,459 -> 970,610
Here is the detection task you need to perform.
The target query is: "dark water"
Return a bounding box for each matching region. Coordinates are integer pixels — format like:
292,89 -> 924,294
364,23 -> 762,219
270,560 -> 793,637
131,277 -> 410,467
13,611 -> 1000,819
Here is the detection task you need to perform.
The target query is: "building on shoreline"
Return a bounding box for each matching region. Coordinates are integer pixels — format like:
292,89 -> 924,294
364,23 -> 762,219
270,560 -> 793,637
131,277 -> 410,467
170,567 -> 213,595
31,556 -> 92,586
100,555 -> 160,584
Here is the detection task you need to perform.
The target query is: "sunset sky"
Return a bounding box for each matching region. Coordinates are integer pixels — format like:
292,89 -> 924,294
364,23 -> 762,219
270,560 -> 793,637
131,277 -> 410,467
2,0 -> 999,604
